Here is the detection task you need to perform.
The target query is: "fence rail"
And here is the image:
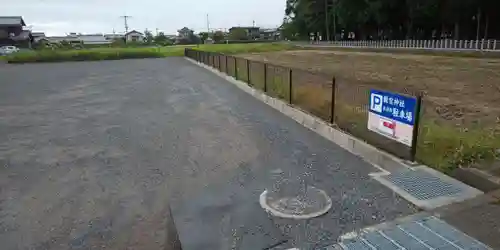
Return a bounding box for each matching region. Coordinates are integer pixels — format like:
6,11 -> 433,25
305,39 -> 500,52
184,48 -> 422,161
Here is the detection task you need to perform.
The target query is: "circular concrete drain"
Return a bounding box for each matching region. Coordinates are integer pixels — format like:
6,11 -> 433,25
259,186 -> 332,219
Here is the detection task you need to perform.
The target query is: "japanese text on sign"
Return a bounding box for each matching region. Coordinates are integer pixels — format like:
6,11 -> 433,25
368,89 -> 418,147
369,90 -> 417,126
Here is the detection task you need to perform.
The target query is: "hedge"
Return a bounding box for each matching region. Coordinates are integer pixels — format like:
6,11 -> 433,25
6,48 -> 164,63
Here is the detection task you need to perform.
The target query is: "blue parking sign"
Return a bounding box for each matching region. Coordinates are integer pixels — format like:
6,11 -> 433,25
369,89 -> 417,125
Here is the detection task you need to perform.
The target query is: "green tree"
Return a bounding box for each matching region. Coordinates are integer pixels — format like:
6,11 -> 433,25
212,31 -> 225,43
154,32 -> 168,45
283,0 -> 500,40
229,28 -> 248,40
199,32 -> 209,43
144,29 -> 154,44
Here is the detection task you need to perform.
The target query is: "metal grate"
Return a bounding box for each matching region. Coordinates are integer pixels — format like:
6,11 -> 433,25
382,169 -> 464,200
332,216 -> 491,250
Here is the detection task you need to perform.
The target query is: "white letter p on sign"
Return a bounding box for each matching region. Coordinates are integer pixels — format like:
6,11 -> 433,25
370,94 -> 383,113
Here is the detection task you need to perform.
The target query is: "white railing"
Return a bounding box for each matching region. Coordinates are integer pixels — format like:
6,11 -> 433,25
308,39 -> 500,52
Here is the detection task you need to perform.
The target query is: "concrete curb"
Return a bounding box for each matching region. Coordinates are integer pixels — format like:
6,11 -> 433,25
185,57 -> 413,175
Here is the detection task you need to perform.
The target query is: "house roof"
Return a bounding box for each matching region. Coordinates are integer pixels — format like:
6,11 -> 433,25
230,26 -> 260,30
11,30 -> 31,41
125,30 -> 143,36
32,32 -> 46,37
260,28 -> 278,33
0,16 -> 25,26
178,27 -> 192,32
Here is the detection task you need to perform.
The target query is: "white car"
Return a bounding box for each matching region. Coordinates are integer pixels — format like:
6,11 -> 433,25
0,46 -> 20,55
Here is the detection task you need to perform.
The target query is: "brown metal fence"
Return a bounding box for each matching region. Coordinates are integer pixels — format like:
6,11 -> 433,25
184,48 -> 422,161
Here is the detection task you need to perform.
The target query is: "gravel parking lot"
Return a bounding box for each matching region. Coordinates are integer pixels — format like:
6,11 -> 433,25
0,58 -> 416,249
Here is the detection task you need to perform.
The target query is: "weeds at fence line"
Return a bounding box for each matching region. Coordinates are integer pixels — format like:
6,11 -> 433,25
185,48 -> 418,160
184,48 -> 500,173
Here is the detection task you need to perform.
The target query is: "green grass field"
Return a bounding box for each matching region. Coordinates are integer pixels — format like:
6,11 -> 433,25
5,43 -> 295,63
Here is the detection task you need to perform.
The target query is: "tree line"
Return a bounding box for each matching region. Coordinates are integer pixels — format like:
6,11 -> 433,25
283,0 -> 500,40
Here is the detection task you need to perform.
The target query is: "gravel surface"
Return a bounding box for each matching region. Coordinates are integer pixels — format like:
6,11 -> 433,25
0,58 -> 416,250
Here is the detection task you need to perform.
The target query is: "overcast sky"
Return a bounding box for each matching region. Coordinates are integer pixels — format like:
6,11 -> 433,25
4,0 -> 285,36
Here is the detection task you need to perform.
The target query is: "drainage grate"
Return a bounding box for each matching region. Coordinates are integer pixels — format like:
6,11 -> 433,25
331,216 -> 491,250
382,168 -> 464,200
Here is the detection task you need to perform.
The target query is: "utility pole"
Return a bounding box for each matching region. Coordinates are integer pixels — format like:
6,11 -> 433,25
120,15 -> 132,33
206,14 -> 210,33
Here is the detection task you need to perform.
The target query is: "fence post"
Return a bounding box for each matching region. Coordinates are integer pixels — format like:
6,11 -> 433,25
410,93 -> 423,162
263,63 -> 267,93
494,40 -> 497,50
289,68 -> 293,104
234,57 -> 238,79
487,40 -> 491,50
225,55 -> 228,74
330,77 -> 336,124
246,59 -> 251,84
218,54 -> 221,71
481,39 -> 485,50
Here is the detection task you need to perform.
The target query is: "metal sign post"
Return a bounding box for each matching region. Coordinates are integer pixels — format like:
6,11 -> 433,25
368,89 -> 421,160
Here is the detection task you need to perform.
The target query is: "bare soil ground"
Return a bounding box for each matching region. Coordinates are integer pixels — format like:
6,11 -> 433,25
242,50 -> 500,127
239,50 -> 500,174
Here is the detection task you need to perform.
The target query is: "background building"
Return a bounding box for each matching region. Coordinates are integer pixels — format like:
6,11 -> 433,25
0,16 -> 32,47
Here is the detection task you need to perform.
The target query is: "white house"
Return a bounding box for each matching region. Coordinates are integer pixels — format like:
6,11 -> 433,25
78,34 -> 111,45
46,34 -> 80,44
104,33 -> 124,41
124,30 -> 143,42
46,33 -> 113,45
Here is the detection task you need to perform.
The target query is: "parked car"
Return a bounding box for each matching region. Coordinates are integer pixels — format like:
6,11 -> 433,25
0,46 -> 20,55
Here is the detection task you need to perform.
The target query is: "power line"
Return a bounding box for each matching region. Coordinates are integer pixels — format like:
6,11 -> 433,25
120,15 -> 132,33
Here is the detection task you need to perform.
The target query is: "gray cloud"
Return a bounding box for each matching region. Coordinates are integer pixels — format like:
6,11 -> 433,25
4,0 -> 285,35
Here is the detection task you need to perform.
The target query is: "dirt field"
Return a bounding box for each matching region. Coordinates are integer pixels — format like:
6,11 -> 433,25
242,50 -> 500,127
239,50 -> 500,173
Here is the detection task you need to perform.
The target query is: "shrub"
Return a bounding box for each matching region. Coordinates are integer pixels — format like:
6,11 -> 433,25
6,48 -> 164,63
